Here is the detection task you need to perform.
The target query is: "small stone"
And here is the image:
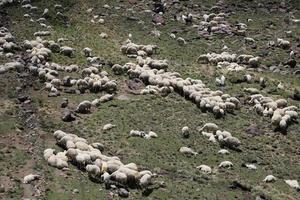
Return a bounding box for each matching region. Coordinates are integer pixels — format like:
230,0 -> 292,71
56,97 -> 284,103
62,109 -> 76,122
118,188 -> 129,198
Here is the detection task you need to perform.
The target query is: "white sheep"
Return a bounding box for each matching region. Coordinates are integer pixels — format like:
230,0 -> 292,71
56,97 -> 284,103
103,123 -> 116,131
245,164 -> 257,170
218,149 -> 229,154
199,123 -> 218,133
218,161 -> 233,168
139,174 -> 152,187
284,180 -> 299,189
179,147 -> 198,156
60,46 -> 74,57
23,174 -> 40,184
196,165 -> 212,174
263,175 -> 276,182
181,126 -> 189,138
76,100 -> 92,113
83,47 -> 92,57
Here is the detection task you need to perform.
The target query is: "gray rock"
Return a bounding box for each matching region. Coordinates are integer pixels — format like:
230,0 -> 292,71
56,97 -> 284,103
118,188 -> 129,198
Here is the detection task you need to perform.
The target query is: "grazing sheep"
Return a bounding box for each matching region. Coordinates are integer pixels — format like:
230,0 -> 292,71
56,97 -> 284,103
103,123 -> 116,131
179,147 -> 198,156
284,180 -> 299,189
146,131 -> 158,139
60,46 -> 75,57
140,174 -> 152,187
177,37 -> 186,45
83,47 -> 92,57
181,126 -> 190,138
199,123 -> 218,133
218,149 -> 229,154
196,165 -> 212,174
86,164 -> 101,178
263,175 -> 276,182
100,94 -> 114,103
219,136 -> 241,149
216,75 -> 225,86
218,161 -> 233,168
277,38 -> 290,49
100,32 -> 108,39
245,164 -> 257,170
76,100 -> 92,113
23,174 -> 40,184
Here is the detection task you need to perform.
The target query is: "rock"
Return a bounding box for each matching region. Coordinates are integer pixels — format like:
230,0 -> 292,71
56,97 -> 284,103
0,185 -> 5,193
64,88 -> 76,94
152,14 -> 165,25
118,188 -> 129,198
293,90 -> 300,100
17,95 -> 28,103
285,59 -> 297,68
269,66 -> 278,71
61,98 -> 68,108
294,70 -> 300,75
62,109 -> 76,122
245,124 -> 264,136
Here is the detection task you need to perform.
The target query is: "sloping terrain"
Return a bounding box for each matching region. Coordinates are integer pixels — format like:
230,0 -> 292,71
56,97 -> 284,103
0,0 -> 300,199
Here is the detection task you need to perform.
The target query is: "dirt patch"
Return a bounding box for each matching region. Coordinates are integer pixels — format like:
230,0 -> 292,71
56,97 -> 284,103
0,99 -> 15,115
124,78 -> 145,95
116,94 -> 131,101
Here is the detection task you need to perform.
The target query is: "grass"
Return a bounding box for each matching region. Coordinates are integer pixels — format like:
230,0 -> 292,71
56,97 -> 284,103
0,0 -> 300,199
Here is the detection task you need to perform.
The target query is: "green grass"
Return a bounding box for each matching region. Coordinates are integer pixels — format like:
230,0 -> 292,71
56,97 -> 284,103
1,0 -> 300,199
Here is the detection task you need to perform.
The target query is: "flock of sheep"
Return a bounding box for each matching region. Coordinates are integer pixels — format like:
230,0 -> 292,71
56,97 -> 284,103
43,130 -> 153,189
0,0 -> 300,198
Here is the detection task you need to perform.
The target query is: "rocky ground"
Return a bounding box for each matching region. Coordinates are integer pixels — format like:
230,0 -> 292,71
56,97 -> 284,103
0,0 -> 300,199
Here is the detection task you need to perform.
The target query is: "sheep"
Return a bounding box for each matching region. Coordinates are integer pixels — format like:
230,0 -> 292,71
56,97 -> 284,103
111,171 -> 128,184
170,33 -> 176,39
100,94 -> 114,103
196,165 -> 212,174
245,164 -> 257,170
215,75 -> 225,86
146,131 -> 158,139
76,100 -> 92,113
218,161 -> 233,168
199,123 -> 218,133
244,87 -> 260,94
263,175 -> 276,182
44,148 -> 55,160
83,47 -> 92,57
129,130 -> 146,138
103,123 -> 116,131
248,57 -> 260,68
219,136 -> 241,149
34,31 -> 51,37
139,174 -> 152,187
277,38 -> 290,49
75,153 -> 91,168
177,37 -> 186,45
54,130 -> 67,140
60,46 -> 74,57
181,126 -> 189,138
75,141 -> 90,151
86,164 -> 101,178
218,149 -> 229,154
100,32 -> 108,39
179,147 -> 198,156
284,180 -> 299,189
112,64 -> 125,75
23,174 -> 40,184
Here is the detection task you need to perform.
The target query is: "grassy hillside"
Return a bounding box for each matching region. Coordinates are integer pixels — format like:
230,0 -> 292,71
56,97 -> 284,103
0,0 -> 300,199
